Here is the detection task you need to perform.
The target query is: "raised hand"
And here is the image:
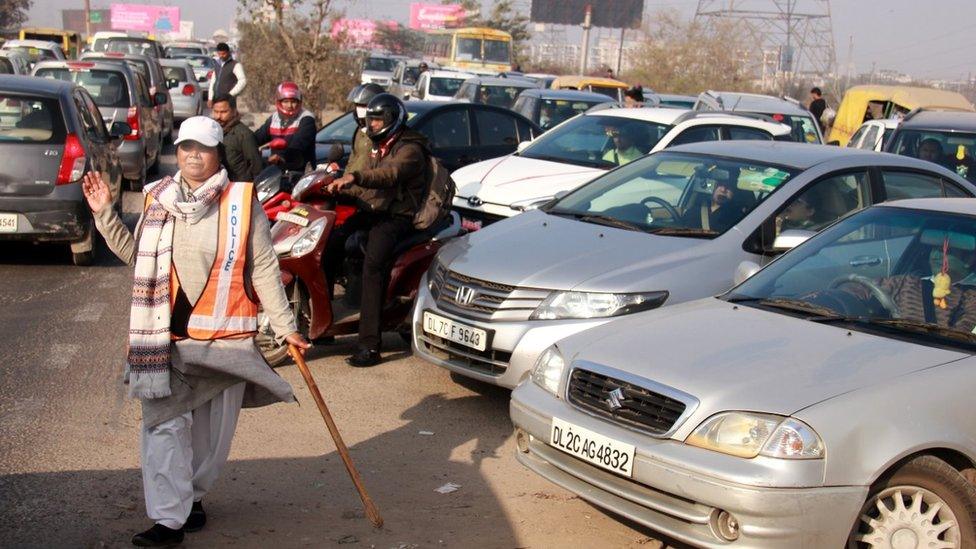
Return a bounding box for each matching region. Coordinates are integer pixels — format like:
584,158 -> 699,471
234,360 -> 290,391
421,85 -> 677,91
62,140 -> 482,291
82,171 -> 112,214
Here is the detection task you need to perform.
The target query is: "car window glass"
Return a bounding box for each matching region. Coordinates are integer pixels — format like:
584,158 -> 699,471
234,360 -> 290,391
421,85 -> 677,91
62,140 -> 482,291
539,98 -> 603,130
73,95 -> 99,138
34,68 -> 130,108
429,77 -> 465,98
135,74 -> 153,107
859,126 -> 880,150
0,94 -> 64,142
512,96 -> 530,117
418,109 -> 471,147
474,109 -> 518,146
847,125 -> 868,148
781,114 -> 820,143
80,91 -> 109,139
774,171 -> 870,237
476,85 -> 523,108
162,66 -> 184,85
315,112 -> 357,144
515,118 -> 534,142
889,129 -> 976,183
668,125 -> 721,147
882,170 -> 969,200
521,115 -> 670,169
726,126 -> 773,141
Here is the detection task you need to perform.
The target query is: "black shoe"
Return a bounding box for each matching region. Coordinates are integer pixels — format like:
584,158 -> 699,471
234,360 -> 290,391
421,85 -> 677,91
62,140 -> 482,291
184,501 -> 206,533
131,523 -> 184,547
346,349 -> 381,367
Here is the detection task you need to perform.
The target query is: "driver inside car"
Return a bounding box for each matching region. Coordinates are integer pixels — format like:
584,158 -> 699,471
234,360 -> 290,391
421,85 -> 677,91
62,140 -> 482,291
680,169 -> 755,233
602,125 -> 643,166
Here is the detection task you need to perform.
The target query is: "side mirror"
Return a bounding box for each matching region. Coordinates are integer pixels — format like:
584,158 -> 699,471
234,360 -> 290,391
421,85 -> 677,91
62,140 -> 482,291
153,91 -> 168,105
733,260 -> 762,286
771,229 -> 816,252
517,140 -> 532,153
109,121 -> 132,139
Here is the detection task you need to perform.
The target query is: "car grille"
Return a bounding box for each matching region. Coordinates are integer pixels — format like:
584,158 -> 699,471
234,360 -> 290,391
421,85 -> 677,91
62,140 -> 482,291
568,368 -> 688,436
415,332 -> 512,377
428,264 -> 550,322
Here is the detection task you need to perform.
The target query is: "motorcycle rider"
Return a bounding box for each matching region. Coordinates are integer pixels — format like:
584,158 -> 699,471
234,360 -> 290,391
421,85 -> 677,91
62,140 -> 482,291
346,83 -> 385,174
254,81 -> 317,172
325,94 -> 429,367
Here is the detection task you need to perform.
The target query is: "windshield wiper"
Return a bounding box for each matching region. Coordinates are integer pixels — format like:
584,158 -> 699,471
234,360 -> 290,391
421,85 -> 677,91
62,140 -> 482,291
807,316 -> 976,343
576,214 -> 648,233
724,296 -> 839,317
646,227 -> 719,238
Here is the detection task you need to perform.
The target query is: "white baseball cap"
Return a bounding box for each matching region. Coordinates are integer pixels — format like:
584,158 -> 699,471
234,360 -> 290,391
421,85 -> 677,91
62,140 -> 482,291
174,116 -> 223,147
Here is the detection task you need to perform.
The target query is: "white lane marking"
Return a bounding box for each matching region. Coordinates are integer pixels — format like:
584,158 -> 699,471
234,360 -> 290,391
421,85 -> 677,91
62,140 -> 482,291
50,343 -> 80,370
73,302 -> 108,322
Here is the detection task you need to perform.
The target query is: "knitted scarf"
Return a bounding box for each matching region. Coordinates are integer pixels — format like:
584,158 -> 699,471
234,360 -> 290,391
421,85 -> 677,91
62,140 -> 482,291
126,169 -> 228,400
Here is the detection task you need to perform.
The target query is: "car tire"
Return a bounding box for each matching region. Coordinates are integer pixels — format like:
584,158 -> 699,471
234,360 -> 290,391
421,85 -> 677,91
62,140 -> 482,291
847,455 -> 976,548
257,283 -> 312,367
72,250 -> 94,266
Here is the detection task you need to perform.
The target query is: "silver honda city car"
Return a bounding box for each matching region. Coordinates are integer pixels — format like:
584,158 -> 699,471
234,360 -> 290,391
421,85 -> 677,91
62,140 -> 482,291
511,198 -> 976,547
412,141 -> 976,389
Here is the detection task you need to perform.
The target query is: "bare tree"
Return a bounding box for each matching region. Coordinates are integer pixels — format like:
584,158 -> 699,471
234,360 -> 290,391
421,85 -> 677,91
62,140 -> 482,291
627,10 -> 759,95
0,0 -> 32,29
237,0 -> 360,115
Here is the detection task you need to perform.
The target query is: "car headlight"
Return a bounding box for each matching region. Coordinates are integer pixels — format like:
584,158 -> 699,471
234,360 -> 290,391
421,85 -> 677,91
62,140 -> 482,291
291,173 -> 318,200
685,412 -> 824,459
255,174 -> 280,202
290,218 -> 326,258
530,345 -> 565,396
530,291 -> 668,320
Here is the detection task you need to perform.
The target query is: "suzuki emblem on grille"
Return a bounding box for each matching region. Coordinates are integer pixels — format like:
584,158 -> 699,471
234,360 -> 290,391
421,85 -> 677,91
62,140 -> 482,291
455,285 -> 478,306
605,388 -> 625,411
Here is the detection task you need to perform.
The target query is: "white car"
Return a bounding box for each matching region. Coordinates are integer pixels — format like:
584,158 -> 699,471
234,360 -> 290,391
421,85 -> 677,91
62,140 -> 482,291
410,69 -> 475,102
0,40 -> 65,66
451,107 -> 792,227
847,118 -> 900,151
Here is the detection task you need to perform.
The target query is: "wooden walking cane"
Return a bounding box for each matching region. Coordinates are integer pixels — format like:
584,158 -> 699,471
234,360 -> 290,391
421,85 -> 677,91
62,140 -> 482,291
287,345 -> 384,528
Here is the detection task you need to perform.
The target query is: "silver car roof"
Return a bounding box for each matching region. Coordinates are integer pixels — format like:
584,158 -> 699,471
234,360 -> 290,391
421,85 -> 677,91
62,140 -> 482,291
665,141 -> 940,170
884,198 -> 976,215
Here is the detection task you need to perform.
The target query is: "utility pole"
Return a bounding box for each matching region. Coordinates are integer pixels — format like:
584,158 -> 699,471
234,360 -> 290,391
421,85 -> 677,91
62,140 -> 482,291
579,4 -> 592,76
615,27 -> 625,77
84,0 -> 92,40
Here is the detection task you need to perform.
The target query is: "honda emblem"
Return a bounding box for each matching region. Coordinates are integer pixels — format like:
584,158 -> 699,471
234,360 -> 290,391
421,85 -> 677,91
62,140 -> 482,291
605,388 -> 625,411
455,285 -> 478,306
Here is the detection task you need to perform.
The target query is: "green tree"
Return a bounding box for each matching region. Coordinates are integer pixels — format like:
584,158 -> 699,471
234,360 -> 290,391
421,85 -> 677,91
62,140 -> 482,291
0,0 -> 32,29
483,0 -> 531,63
374,23 -> 426,57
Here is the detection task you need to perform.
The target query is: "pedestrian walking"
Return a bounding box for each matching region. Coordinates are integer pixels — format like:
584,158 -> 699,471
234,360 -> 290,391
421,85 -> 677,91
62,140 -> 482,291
210,93 -> 262,181
809,87 -> 828,131
207,43 -> 246,109
82,116 -> 310,547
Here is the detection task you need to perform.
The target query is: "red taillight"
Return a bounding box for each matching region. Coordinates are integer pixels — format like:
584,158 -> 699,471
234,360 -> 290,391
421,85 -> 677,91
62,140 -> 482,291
206,70 -> 213,80
57,134 -> 87,185
125,106 -> 140,141
181,84 -> 195,96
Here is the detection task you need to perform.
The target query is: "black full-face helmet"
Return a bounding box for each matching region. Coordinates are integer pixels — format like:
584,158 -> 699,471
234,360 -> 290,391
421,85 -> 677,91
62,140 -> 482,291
347,82 -> 385,125
364,93 -> 407,143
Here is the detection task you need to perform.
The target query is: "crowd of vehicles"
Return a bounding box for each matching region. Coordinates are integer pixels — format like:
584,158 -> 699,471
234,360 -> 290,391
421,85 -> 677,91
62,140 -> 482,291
7,25 -> 976,547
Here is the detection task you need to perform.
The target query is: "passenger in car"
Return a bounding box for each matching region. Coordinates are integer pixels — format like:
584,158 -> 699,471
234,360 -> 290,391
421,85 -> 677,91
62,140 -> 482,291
602,125 -> 643,165
918,138 -> 945,165
777,195 -> 817,232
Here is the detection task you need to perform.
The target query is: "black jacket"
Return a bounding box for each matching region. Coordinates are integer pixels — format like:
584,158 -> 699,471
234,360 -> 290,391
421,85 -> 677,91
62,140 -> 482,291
220,118 -> 262,181
349,130 -> 430,217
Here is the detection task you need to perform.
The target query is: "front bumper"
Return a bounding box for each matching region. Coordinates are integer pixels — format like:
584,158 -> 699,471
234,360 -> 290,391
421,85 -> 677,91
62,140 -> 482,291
510,382 -> 866,548
0,187 -> 92,243
411,277 -> 607,388
117,139 -> 147,180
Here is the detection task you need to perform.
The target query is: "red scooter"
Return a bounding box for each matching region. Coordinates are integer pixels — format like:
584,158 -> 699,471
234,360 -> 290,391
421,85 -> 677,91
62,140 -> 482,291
256,145 -> 464,365
256,138 -> 311,221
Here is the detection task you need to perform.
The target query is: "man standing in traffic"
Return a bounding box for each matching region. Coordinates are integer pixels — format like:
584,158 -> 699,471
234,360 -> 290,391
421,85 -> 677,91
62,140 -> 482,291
210,93 -> 262,181
208,43 -> 246,109
325,94 -> 428,367
808,87 -> 827,132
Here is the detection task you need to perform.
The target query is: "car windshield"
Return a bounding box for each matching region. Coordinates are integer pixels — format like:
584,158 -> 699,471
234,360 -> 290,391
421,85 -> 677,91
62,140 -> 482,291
428,76 -> 465,97
484,39 -> 510,63
520,114 -> 672,169
475,85 -> 525,108
727,206 -> 976,350
538,98 -> 608,130
364,57 -> 395,72
4,46 -> 57,64
546,151 -> 796,236
889,129 -> 976,183
0,94 -> 63,142
106,39 -> 157,57
772,113 -> 820,143
315,112 -> 357,144
457,38 -> 482,61
35,68 -> 131,108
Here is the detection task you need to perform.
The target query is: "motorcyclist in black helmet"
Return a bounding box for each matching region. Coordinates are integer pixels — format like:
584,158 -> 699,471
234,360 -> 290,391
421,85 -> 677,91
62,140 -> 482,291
325,93 -> 431,367
346,83 -> 385,173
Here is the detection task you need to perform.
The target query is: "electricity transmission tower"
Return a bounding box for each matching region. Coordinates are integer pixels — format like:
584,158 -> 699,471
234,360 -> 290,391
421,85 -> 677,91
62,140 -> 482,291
694,0 -> 837,94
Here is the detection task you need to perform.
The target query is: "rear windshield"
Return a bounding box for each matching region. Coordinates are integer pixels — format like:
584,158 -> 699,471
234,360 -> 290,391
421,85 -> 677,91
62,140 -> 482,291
35,68 -> 131,108
165,46 -> 203,56
0,94 -> 66,143
106,39 -> 158,57
162,66 -> 187,83
476,85 -> 527,108
590,86 -> 621,99
178,56 -> 213,69
429,77 -> 465,97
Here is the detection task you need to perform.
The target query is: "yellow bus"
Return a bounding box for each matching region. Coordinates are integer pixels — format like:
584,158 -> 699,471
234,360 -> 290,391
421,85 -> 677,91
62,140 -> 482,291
423,27 -> 512,74
19,28 -> 82,59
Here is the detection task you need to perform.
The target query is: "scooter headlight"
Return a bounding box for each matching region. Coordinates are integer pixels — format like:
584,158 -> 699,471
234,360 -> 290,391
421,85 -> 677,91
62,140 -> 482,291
291,173 -> 319,200
290,218 -> 327,258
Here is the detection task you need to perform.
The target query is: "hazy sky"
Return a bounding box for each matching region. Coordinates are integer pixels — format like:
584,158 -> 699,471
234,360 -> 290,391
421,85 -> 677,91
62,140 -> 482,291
26,0 -> 976,80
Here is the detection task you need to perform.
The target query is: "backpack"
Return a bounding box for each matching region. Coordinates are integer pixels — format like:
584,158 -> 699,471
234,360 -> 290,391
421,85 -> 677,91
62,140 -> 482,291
413,155 -> 456,230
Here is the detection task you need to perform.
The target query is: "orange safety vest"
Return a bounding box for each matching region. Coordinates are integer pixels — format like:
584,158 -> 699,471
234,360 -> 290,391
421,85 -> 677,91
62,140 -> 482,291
145,182 -> 258,340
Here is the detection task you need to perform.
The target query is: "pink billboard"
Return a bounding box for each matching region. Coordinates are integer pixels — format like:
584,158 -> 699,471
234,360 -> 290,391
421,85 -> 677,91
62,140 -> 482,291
331,19 -> 397,48
409,3 -> 467,30
110,3 -> 179,33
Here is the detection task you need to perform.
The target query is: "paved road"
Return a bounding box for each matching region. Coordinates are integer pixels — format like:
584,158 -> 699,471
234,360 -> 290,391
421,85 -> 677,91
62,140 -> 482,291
0,139 -> 670,548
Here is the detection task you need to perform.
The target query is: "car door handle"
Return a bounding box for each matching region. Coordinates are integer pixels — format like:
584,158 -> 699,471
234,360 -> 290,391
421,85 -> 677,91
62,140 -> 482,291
850,255 -> 882,267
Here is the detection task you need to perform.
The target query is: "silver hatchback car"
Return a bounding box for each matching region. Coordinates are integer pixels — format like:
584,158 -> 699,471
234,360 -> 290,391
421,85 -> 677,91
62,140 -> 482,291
413,142 -> 976,389
511,199 -> 976,547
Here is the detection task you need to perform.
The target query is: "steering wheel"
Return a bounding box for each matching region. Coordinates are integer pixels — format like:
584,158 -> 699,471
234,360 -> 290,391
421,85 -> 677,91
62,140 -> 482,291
641,197 -> 681,221
828,274 -> 901,317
